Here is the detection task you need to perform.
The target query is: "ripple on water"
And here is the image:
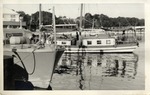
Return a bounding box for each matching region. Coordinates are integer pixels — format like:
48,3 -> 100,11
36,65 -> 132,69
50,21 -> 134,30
52,44 -> 145,90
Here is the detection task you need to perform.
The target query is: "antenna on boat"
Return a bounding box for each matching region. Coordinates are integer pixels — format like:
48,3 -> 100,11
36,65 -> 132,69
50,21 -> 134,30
52,6 -> 57,49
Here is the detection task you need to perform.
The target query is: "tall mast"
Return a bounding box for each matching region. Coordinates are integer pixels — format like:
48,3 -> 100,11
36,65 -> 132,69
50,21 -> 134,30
79,4 -> 83,33
78,4 -> 83,47
38,4 -> 42,42
52,6 -> 56,48
39,4 -> 42,29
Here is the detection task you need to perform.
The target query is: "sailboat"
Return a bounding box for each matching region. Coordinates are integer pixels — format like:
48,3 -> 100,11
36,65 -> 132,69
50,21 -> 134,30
55,4 -> 139,53
3,4 -> 64,89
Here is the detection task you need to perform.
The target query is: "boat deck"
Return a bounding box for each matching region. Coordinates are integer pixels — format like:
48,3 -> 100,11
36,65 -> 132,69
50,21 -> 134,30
4,44 -> 56,53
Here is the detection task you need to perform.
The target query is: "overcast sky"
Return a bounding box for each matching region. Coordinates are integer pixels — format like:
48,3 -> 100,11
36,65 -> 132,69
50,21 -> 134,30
3,3 -> 144,19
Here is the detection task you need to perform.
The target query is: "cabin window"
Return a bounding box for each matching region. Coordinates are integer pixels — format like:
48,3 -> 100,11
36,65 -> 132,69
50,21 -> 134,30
6,33 -> 23,38
12,33 -> 23,36
97,63 -> 102,66
87,41 -> 92,45
97,40 -> 101,44
6,33 -> 13,38
62,42 -> 66,44
106,40 -> 111,44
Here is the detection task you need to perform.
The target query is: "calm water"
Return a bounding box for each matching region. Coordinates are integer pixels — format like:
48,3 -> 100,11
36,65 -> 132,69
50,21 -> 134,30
51,43 -> 145,90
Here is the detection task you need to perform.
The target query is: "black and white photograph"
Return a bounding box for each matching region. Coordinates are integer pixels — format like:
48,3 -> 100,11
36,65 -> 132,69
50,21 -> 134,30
1,0 -> 149,93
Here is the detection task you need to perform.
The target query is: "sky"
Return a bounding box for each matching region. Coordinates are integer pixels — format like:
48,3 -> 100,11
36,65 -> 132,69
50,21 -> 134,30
3,3 -> 144,19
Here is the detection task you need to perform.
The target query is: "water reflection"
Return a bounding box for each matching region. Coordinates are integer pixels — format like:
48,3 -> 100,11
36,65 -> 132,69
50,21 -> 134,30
54,52 -> 138,90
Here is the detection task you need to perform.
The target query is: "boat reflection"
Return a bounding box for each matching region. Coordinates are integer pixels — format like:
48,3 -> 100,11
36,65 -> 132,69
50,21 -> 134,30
54,52 -> 138,89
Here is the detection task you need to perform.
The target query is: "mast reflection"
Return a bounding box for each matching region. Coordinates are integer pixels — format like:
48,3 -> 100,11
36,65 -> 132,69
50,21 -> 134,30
55,52 -> 138,89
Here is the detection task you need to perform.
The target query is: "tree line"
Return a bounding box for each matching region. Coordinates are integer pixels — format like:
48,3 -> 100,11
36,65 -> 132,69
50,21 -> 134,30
18,11 -> 144,31
77,13 -> 144,28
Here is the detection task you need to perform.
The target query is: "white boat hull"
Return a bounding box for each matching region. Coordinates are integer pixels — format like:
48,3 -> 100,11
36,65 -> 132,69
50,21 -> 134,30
65,45 -> 137,53
4,45 -> 63,88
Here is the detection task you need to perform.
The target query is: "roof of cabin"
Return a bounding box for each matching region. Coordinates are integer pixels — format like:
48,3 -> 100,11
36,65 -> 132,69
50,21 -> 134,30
57,38 -> 73,41
3,21 -> 26,26
82,34 -> 114,39
3,28 -> 32,33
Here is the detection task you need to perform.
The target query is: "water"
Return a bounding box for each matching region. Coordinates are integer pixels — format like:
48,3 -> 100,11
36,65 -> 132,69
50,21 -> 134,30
51,42 -> 145,90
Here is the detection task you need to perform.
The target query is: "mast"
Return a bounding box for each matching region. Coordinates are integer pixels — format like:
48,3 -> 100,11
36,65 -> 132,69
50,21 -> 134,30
52,6 -> 57,48
79,3 -> 83,33
92,19 -> 95,33
39,4 -> 42,29
78,3 -> 83,47
39,4 -> 42,42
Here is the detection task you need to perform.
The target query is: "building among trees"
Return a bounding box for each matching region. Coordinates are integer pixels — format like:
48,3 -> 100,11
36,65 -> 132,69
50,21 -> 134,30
3,8 -> 26,28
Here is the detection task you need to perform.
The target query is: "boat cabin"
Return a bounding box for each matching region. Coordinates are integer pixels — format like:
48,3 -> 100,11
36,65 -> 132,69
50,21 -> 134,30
57,39 -> 72,46
82,38 -> 115,46
56,33 -> 77,46
56,37 -> 77,46
82,35 -> 116,47
3,28 -> 33,44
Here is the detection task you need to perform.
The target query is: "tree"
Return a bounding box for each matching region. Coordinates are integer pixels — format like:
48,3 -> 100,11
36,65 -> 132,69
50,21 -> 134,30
99,14 -> 111,27
127,17 -> 139,26
23,14 -> 31,29
16,11 -> 26,17
116,17 -> 129,27
16,10 -> 145,30
84,13 -> 93,28
137,19 -> 144,26
93,14 -> 101,28
16,11 -> 31,29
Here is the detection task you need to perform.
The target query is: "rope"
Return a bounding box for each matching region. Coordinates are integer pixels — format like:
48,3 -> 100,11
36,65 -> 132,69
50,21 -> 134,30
29,49 -> 36,75
12,49 -> 28,73
15,53 -> 31,64
12,48 -> 37,75
83,18 -> 94,24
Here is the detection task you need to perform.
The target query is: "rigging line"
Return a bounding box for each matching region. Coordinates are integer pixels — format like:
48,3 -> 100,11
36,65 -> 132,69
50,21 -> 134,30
83,4 -> 85,18
12,48 -> 37,75
87,4 -> 90,14
95,4 -> 99,14
59,5 -> 66,24
67,5 -> 74,24
15,53 -> 31,64
82,4 -> 85,28
83,18 -> 95,24
77,4 -> 80,18
29,48 -> 37,75
12,49 -> 28,73
134,19 -> 138,26
60,5 -> 70,24
97,4 -> 100,14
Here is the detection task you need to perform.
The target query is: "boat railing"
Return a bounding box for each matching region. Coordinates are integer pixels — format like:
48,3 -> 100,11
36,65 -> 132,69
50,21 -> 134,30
117,40 -> 137,45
